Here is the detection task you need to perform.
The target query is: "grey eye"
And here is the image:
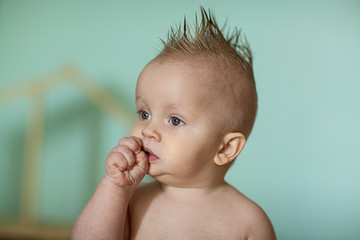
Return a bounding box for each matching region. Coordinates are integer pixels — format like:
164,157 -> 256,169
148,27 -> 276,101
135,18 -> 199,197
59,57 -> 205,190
140,111 -> 149,120
169,117 -> 184,126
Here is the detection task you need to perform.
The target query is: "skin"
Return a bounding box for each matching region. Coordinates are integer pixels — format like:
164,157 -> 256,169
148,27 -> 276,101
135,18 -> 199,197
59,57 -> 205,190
71,57 -> 276,240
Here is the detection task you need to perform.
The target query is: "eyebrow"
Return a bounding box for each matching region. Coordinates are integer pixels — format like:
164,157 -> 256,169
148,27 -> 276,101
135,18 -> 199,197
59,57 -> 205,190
164,103 -> 197,118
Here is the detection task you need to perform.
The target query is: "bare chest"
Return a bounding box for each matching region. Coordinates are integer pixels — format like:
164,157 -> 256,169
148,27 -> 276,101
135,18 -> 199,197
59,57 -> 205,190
129,199 -> 246,240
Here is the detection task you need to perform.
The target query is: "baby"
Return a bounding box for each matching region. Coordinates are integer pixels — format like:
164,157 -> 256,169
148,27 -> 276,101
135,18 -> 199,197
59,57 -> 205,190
72,8 -> 276,240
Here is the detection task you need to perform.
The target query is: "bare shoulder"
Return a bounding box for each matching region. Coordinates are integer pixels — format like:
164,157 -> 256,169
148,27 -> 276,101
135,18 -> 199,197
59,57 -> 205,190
225,184 -> 276,240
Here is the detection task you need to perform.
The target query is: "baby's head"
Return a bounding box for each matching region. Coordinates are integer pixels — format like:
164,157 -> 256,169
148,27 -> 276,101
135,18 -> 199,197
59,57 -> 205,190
157,8 -> 257,139
131,8 -> 257,182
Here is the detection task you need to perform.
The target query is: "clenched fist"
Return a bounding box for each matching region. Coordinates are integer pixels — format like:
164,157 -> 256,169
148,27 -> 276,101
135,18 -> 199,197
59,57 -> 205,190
105,136 -> 149,189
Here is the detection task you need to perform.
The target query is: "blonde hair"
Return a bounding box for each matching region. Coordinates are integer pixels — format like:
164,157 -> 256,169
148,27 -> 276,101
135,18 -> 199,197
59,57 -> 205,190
157,7 -> 257,138
159,7 -> 253,76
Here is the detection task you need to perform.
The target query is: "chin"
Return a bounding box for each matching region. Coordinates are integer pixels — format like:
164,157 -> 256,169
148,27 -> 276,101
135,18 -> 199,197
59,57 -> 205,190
147,165 -> 161,178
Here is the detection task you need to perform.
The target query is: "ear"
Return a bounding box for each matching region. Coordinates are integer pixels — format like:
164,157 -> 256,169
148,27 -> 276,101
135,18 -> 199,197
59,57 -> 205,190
214,133 -> 246,166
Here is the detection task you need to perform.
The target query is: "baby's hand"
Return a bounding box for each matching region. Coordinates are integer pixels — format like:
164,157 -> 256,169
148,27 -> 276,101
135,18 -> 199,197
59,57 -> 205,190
105,136 -> 148,189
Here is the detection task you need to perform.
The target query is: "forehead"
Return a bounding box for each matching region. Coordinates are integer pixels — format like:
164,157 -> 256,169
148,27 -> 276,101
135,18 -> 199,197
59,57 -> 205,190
136,58 -> 220,109
138,58 -> 217,86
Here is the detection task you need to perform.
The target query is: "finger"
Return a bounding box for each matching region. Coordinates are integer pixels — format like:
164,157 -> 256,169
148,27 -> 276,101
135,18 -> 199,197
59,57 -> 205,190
118,137 -> 143,154
114,145 -> 136,169
111,145 -> 136,170
106,151 -> 128,172
129,136 -> 143,152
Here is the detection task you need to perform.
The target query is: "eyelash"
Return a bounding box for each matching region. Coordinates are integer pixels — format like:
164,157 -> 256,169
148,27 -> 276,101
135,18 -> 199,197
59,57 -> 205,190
169,116 -> 184,126
137,110 -> 150,120
136,110 -> 185,126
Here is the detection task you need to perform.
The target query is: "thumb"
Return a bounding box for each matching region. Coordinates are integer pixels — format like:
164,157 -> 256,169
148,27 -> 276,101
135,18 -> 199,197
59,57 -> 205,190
135,151 -> 149,174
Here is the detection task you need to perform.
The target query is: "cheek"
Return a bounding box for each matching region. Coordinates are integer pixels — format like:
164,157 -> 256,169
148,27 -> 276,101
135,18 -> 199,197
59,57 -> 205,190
188,128 -> 222,160
164,132 -> 205,159
162,134 -> 180,155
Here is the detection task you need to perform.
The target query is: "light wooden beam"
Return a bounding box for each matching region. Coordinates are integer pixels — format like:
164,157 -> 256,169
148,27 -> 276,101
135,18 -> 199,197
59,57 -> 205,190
20,90 -> 45,225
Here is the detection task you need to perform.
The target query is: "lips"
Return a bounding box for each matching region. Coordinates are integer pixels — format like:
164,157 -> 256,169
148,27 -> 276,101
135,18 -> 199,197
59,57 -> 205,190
144,147 -> 159,162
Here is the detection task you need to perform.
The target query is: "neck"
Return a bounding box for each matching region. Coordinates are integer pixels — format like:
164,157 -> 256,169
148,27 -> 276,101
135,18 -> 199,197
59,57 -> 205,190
158,178 -> 228,200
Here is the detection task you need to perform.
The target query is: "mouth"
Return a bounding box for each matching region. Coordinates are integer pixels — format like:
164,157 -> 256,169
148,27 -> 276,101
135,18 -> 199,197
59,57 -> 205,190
143,147 -> 159,162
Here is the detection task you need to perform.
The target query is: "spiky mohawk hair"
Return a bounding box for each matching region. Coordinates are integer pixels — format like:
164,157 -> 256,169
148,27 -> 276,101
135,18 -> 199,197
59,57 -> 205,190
158,7 -> 254,79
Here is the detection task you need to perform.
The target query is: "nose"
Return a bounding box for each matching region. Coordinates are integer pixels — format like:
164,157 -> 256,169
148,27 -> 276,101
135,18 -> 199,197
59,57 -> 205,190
141,122 -> 161,142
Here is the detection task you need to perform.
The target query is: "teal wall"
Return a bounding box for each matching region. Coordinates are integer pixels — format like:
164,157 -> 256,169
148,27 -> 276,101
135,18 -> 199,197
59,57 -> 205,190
1,0 -> 359,239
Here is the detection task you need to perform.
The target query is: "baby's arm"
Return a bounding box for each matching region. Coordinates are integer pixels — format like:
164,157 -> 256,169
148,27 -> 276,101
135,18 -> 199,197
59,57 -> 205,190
71,137 -> 148,240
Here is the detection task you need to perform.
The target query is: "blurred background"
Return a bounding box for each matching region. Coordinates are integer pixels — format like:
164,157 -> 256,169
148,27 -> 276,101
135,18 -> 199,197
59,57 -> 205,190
0,0 -> 359,239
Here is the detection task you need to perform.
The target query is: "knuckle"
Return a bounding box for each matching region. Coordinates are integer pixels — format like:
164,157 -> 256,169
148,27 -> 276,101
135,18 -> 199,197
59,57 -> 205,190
118,137 -> 129,145
106,151 -> 117,161
105,152 -> 125,169
115,146 -> 135,164
117,145 -> 129,152
119,137 -> 138,150
127,139 -> 138,149
112,145 -> 130,155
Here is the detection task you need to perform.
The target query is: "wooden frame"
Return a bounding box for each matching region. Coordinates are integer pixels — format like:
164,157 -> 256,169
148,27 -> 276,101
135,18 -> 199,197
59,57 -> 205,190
0,65 -> 134,239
